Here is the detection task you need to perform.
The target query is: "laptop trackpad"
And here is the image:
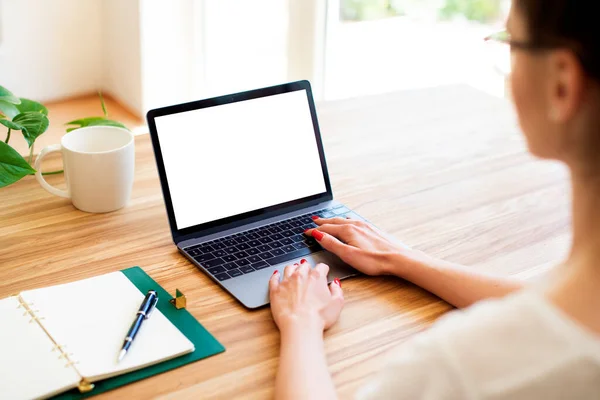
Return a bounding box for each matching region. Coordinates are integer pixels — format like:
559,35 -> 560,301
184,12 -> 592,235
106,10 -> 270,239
306,250 -> 359,282
228,250 -> 359,309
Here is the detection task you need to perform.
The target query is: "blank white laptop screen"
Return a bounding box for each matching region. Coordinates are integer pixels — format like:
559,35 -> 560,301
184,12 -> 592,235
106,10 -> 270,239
154,90 -> 327,230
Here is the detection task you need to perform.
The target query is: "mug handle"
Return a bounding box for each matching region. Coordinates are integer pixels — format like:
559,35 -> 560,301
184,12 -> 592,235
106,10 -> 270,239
35,144 -> 70,198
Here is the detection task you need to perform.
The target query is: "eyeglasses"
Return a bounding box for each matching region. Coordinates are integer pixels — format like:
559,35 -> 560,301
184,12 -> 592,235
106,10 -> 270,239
484,30 -> 556,51
485,30 -> 597,80
482,30 -> 515,78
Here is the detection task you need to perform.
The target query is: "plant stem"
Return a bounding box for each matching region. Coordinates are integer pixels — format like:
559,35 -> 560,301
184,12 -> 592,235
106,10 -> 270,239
99,91 -> 108,118
42,170 -> 64,176
28,143 -> 35,164
5,128 -> 10,143
26,142 -> 63,176
27,169 -> 64,176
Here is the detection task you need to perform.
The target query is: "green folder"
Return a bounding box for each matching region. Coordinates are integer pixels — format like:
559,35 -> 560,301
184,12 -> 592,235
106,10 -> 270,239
54,267 -> 225,399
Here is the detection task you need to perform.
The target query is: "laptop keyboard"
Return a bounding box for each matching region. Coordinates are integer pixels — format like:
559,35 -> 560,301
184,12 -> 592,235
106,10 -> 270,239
183,205 -> 350,281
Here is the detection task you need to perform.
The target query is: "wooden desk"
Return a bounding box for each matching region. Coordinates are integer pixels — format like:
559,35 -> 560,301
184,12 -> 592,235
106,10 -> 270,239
0,85 -> 571,399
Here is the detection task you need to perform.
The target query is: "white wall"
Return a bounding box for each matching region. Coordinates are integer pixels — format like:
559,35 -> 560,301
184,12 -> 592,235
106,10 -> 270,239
0,0 -> 326,115
0,0 -> 142,114
0,0 -> 189,115
201,0 -> 288,98
0,0 -> 103,102
101,0 -> 143,116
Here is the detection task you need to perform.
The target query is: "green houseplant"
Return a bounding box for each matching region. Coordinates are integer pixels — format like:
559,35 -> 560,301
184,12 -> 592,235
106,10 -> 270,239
0,85 -> 127,189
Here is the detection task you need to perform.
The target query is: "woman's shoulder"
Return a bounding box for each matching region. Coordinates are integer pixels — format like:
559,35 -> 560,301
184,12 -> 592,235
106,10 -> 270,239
418,290 -> 600,395
433,289 -> 555,338
430,290 -> 599,360
433,289 -> 600,348
358,290 -> 600,399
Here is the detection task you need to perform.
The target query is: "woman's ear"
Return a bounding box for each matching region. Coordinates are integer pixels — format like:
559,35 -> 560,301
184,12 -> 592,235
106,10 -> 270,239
546,49 -> 585,124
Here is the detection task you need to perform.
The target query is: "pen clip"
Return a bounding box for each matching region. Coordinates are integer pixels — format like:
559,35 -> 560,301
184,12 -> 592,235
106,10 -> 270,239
145,296 -> 159,319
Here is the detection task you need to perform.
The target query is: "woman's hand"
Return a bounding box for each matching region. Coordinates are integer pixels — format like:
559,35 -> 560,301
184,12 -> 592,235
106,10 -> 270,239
270,260 -> 343,400
269,259 -> 344,335
305,216 -> 418,276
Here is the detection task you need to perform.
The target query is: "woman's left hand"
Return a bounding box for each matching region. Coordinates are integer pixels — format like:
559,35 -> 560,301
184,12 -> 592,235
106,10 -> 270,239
269,259 -> 344,335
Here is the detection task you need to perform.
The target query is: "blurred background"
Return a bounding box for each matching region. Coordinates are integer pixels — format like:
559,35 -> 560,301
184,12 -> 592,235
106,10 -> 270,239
0,0 -> 511,117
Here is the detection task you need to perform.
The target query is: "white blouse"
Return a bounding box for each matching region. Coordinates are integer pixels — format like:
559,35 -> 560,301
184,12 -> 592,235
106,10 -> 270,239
357,290 -> 600,399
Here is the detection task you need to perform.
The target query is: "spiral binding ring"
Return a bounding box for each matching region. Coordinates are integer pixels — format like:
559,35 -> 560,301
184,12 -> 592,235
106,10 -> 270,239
15,295 -> 91,392
17,301 -> 44,323
52,344 -> 66,352
64,353 -> 80,366
16,302 -> 35,309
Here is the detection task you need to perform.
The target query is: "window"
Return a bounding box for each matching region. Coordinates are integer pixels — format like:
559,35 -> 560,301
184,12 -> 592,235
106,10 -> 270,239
324,0 -> 511,99
201,0 -> 289,97
140,0 -> 511,112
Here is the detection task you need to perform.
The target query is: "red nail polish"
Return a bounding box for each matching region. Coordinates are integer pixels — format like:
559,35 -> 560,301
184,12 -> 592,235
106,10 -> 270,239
272,270 -> 278,276
334,278 -> 341,287
311,215 -> 319,220
300,259 -> 307,264
303,229 -> 310,234
312,230 -> 324,241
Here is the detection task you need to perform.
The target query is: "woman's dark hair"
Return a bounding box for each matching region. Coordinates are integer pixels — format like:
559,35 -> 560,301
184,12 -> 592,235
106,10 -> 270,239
516,0 -> 600,80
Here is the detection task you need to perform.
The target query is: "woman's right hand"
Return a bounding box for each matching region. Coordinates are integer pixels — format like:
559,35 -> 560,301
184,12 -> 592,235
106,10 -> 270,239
305,216 -> 420,276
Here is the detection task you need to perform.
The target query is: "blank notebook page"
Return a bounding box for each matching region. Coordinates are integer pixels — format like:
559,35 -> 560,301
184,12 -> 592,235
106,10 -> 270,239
20,272 -> 194,381
0,297 -> 81,400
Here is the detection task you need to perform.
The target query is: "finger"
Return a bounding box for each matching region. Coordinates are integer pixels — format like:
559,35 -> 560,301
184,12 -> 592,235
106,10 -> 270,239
315,218 -> 379,239
268,270 -> 280,293
329,278 -> 344,300
312,262 -> 330,282
308,223 -> 362,246
296,261 -> 310,278
313,216 -> 360,226
323,278 -> 344,329
307,229 -> 358,264
305,223 -> 349,239
284,263 -> 298,279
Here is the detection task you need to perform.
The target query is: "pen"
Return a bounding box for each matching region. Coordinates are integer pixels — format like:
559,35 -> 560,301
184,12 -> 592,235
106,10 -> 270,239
117,290 -> 158,363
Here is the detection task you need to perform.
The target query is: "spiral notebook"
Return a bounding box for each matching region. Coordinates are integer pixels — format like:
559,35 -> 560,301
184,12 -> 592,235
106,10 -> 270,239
0,267 -> 225,400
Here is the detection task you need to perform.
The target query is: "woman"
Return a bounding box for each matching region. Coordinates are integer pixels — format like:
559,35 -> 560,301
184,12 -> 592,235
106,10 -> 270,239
268,1 -> 600,398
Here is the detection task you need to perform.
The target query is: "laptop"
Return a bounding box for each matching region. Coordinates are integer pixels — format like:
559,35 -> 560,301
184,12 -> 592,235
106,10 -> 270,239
146,80 -> 369,308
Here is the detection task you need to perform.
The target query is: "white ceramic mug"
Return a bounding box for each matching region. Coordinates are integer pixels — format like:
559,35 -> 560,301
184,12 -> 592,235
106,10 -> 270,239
35,126 -> 135,213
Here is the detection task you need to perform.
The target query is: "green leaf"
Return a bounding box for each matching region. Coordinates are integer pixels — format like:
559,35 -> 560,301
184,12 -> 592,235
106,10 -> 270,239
65,116 -> 106,126
0,100 -> 20,119
0,140 -> 36,188
0,119 -> 25,131
86,119 -> 127,129
65,117 -> 128,132
16,98 -> 49,116
0,85 -> 21,105
13,112 -> 50,147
